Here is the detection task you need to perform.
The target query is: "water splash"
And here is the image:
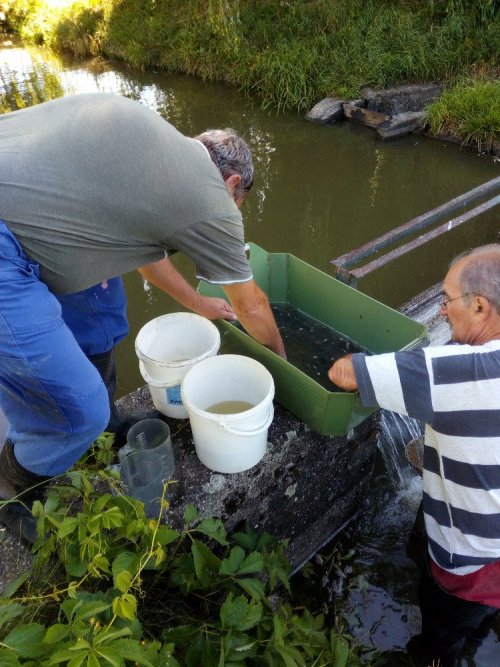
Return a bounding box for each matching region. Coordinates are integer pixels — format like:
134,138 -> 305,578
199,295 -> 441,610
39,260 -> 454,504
142,278 -> 155,305
377,410 -> 423,490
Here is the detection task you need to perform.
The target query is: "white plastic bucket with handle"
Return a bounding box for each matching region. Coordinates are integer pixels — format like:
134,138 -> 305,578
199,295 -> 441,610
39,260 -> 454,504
181,354 -> 274,473
135,313 -> 220,419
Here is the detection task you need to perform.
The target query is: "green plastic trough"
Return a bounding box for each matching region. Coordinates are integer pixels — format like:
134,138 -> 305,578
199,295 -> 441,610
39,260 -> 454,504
198,243 -> 429,436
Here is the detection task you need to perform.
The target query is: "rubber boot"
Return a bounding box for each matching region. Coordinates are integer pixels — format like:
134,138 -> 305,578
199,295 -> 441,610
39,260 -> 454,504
88,349 -> 150,447
0,440 -> 52,545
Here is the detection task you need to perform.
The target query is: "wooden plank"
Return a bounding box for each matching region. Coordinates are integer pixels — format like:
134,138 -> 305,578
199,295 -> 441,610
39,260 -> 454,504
342,103 -> 389,128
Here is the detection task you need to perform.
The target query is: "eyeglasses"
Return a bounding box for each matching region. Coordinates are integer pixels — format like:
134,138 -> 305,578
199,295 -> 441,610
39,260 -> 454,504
441,292 -> 472,309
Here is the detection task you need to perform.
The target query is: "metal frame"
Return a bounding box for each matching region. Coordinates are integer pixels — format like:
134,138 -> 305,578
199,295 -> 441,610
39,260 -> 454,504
331,176 -> 500,286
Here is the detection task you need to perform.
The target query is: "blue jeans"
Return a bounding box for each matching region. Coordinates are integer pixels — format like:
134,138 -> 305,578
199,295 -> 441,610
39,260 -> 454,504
0,221 -> 110,475
56,277 -> 128,357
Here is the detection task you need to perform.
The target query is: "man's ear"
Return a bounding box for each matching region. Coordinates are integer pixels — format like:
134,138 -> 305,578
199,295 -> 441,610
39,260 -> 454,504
475,295 -> 490,315
224,173 -> 241,194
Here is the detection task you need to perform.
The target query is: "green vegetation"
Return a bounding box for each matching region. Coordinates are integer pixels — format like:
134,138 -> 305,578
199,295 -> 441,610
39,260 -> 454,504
5,1 -> 499,112
0,435 -> 376,666
426,78 -> 500,150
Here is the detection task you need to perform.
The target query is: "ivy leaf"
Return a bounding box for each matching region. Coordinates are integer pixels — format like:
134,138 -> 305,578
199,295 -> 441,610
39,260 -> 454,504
155,525 -> 180,546
91,494 -> 112,513
162,625 -> 198,643
185,632 -> 218,667
44,624 -> 69,644
196,518 -> 228,545
236,577 -> 265,600
0,648 -> 22,667
86,653 -> 101,667
0,602 -> 24,629
191,540 -> 222,582
183,504 -> 199,525
220,593 -> 262,632
66,543 -> 88,578
237,551 -> 264,575
114,570 -> 132,593
232,526 -> 258,551
112,638 -> 157,666
112,551 -> 139,577
273,644 -> 305,667
112,593 -> 137,621
2,570 -> 31,598
94,647 -> 125,667
219,546 -> 245,575
73,601 -> 112,623
330,633 -> 349,667
57,517 -> 79,538
2,623 -> 47,658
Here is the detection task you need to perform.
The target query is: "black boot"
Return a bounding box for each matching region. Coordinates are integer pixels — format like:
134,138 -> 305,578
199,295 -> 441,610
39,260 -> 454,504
0,440 -> 52,545
88,349 -> 151,447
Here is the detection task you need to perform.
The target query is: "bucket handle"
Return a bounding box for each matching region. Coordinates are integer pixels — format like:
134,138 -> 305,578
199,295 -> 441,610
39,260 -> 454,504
219,405 -> 274,436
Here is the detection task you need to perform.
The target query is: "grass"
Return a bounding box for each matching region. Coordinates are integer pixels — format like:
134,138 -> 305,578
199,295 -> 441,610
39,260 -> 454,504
426,79 -> 500,149
3,0 -> 499,144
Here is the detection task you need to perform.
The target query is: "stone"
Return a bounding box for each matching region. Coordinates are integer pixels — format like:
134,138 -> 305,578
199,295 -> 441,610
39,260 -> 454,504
349,98 -> 366,108
362,84 -> 444,115
342,103 -> 389,128
377,111 -> 427,140
305,97 -> 345,123
116,390 -> 377,569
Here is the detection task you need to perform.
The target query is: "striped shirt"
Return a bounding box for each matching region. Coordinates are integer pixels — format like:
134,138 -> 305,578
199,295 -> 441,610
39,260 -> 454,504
353,341 -> 500,591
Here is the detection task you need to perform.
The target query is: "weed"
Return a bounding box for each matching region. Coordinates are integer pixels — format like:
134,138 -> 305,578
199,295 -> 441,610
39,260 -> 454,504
427,78 -> 500,149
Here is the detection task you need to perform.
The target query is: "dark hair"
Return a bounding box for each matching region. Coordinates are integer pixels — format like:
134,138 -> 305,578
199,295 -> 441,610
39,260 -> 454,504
452,244 -> 500,313
194,128 -> 254,198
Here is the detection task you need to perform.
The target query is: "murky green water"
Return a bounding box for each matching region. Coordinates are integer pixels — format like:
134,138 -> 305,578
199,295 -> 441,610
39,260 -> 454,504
1,36 -> 499,664
268,304 -> 367,390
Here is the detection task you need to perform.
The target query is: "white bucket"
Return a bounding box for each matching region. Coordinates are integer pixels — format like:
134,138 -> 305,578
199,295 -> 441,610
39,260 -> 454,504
135,313 -> 220,419
181,354 -> 274,473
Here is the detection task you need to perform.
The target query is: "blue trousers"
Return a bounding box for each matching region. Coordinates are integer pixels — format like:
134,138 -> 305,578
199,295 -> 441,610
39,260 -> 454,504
0,221 -> 126,475
56,277 -> 128,357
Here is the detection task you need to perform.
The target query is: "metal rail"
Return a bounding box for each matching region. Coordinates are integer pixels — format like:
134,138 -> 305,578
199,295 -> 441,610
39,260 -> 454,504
331,175 -> 500,285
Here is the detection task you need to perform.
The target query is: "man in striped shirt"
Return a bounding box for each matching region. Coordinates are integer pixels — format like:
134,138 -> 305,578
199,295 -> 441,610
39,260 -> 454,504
329,244 -> 500,666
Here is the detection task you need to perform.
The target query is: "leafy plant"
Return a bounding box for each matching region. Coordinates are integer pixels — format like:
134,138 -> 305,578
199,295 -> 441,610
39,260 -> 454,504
0,446 -> 374,665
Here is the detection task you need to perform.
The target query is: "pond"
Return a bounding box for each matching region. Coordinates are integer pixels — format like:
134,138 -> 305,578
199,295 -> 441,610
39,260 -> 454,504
1,37 -> 499,664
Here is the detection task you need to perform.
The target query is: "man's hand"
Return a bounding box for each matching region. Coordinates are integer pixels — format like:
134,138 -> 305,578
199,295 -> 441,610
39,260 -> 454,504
328,354 -> 359,391
196,296 -> 237,321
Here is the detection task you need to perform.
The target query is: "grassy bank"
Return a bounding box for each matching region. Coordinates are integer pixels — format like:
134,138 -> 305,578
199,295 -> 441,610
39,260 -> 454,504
4,0 -> 500,144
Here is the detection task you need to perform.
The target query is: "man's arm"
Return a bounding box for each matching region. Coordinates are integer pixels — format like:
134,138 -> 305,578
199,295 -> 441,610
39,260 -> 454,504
328,354 -> 359,391
223,280 -> 286,359
138,257 -> 237,321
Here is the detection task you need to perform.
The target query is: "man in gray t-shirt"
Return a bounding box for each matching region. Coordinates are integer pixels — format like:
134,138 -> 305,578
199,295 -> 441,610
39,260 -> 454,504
0,93 -> 284,543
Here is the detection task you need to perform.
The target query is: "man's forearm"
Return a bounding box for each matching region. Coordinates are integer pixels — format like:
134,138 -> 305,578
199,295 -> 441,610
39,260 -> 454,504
223,280 -> 286,358
138,258 -> 236,320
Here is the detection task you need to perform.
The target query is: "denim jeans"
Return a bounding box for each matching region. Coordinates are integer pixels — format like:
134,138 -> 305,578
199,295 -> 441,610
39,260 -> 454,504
0,221 -> 110,475
415,561 -> 499,666
56,276 -> 128,357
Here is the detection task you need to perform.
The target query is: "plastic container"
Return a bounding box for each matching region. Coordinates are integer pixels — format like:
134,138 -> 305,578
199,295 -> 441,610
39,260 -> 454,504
118,418 -> 175,517
198,243 -> 429,435
135,312 -> 220,418
181,354 -> 274,473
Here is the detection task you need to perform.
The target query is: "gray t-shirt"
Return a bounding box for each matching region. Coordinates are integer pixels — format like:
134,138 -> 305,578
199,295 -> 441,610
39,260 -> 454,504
0,93 -> 252,293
